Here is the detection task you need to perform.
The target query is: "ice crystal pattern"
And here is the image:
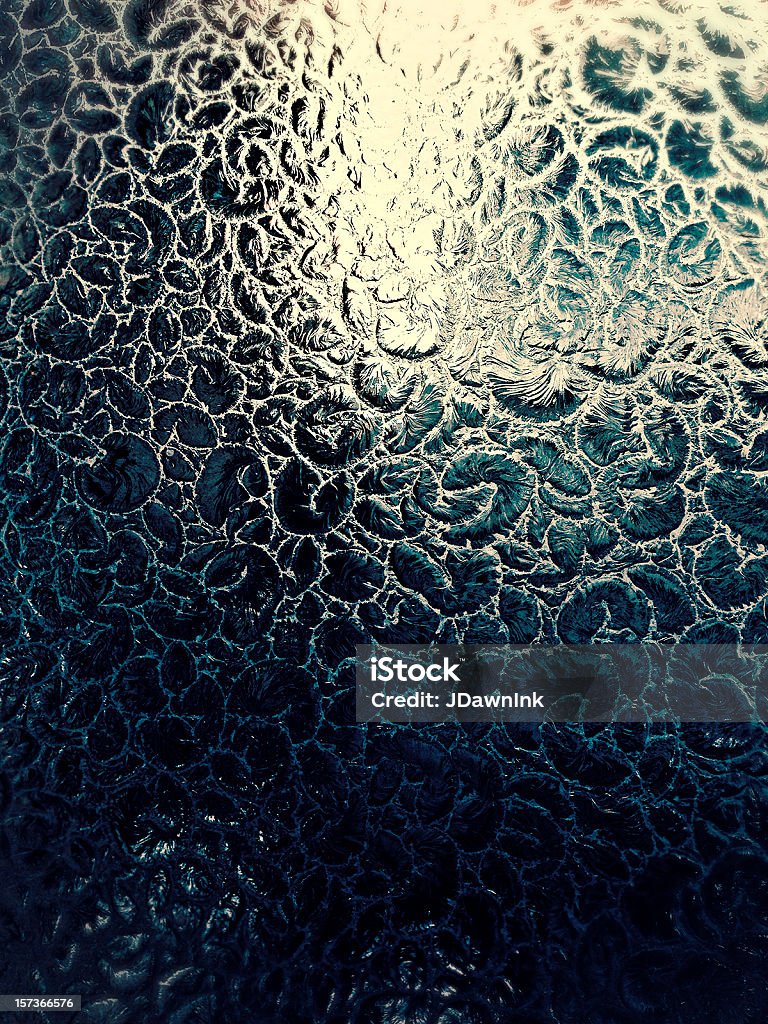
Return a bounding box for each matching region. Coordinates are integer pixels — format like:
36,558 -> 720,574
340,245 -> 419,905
1,1 -> 768,1021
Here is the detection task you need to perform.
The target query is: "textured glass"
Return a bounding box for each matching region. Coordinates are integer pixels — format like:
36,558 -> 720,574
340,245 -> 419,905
1,0 -> 768,1020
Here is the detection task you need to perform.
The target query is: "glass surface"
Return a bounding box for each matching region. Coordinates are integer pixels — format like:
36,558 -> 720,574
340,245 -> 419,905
1,1 -> 767,1020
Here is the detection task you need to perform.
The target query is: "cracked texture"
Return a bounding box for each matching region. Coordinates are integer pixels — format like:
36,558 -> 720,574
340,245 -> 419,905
1,0 -> 768,1021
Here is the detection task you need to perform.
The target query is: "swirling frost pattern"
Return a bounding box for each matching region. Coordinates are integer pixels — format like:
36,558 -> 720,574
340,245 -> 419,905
1,0 -> 768,1020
